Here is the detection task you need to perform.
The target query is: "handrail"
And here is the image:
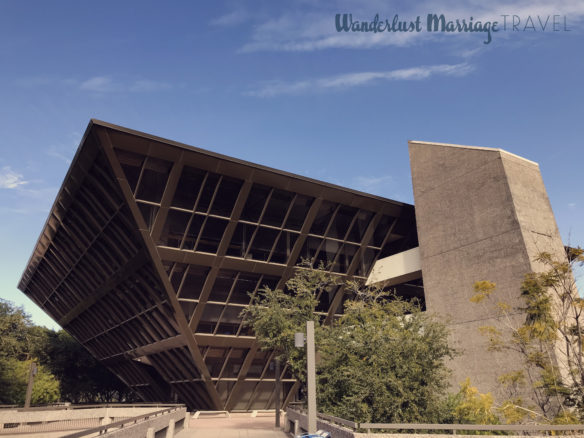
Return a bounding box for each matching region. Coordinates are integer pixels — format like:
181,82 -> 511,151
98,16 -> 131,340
359,422 -> 584,432
60,405 -> 184,438
287,408 -> 584,434
2,402 -> 183,412
317,412 -> 359,429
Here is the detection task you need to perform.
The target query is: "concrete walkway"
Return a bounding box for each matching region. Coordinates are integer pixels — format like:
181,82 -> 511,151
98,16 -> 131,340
175,412 -> 289,437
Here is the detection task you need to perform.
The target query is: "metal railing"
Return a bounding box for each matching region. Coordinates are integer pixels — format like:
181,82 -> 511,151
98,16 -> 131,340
0,403 -> 184,436
359,422 -> 584,434
62,405 -> 184,438
287,408 -> 584,435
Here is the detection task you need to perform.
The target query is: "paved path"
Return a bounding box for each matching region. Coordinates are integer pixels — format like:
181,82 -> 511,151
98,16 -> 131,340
175,412 -> 289,437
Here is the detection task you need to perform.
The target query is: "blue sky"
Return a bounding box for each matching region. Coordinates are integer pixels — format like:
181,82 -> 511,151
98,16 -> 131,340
0,1 -> 582,330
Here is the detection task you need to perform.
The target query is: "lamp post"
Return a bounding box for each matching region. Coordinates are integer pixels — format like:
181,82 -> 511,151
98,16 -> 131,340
24,362 -> 37,409
295,320 -> 317,434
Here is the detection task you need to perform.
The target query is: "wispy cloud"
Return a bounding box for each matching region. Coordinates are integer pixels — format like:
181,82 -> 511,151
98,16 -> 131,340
79,76 -> 172,93
79,76 -> 117,92
568,202 -> 576,208
0,166 -> 28,189
352,175 -> 393,192
211,9 -> 249,27
239,0 -> 584,53
246,63 -> 473,97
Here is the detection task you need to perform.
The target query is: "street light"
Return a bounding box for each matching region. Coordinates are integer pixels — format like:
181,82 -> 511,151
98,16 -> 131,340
295,321 -> 317,434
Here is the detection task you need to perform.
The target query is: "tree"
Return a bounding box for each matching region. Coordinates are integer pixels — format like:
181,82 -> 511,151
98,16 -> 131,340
317,285 -> 455,423
0,358 -> 60,405
241,263 -> 336,383
242,264 -> 457,423
471,247 -> 584,423
0,298 -> 137,405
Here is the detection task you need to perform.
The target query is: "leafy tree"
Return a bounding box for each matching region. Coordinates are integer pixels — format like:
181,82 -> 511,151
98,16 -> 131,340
0,359 -> 60,405
0,298 -> 136,405
317,285 -> 455,423
471,247 -> 584,423
243,264 -> 457,423
41,330 -> 136,403
241,263 -> 336,383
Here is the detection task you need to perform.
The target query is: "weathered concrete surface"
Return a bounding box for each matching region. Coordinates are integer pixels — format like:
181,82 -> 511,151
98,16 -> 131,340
103,408 -> 186,437
409,141 -> 568,399
175,412 -> 287,437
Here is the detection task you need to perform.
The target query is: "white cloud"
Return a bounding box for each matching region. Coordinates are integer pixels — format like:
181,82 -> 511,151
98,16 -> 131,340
80,76 -> 117,92
79,76 -> 171,93
238,0 -> 584,53
0,166 -> 28,189
246,63 -> 473,97
568,202 -> 576,208
211,10 -> 249,26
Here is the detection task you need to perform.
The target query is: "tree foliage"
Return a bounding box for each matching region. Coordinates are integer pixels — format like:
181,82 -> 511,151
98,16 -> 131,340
242,264 -> 457,423
471,247 -> 584,423
0,298 -> 137,405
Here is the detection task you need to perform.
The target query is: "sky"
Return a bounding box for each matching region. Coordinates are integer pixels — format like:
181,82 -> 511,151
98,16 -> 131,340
0,1 -> 582,330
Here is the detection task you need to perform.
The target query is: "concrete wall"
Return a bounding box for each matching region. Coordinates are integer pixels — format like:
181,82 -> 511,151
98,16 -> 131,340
409,141 -> 567,398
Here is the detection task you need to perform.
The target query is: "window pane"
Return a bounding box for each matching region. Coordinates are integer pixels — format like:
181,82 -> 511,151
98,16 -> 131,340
210,176 -> 243,217
298,236 -> 322,265
261,189 -> 294,227
355,247 -> 379,277
169,263 -> 187,292
179,265 -> 210,300
196,217 -> 228,253
310,201 -> 336,236
241,184 -> 270,222
230,273 -> 261,304
209,270 -> 237,302
158,209 -> 190,247
347,210 -> 374,243
372,215 -> 394,247
216,306 -> 243,335
226,223 -> 256,257
172,166 -> 206,209
115,149 -> 145,193
179,300 -> 196,322
183,214 -> 205,250
327,206 -> 357,240
197,303 -> 223,333
137,202 -> 159,231
334,243 -> 358,273
269,231 -> 299,264
136,157 -> 172,203
223,348 -> 247,379
314,239 -> 341,270
205,348 -> 229,378
195,173 -> 220,213
284,195 -> 314,231
248,226 -> 279,261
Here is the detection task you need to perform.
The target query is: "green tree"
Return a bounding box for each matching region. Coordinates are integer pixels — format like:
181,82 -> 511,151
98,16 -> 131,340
317,285 -> 455,423
243,264 -> 457,423
471,247 -> 584,423
240,263 -> 336,383
0,359 -> 60,405
0,298 -> 136,405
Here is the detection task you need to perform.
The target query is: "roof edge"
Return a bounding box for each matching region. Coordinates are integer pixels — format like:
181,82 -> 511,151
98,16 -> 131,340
92,119 -> 412,206
408,140 -> 539,167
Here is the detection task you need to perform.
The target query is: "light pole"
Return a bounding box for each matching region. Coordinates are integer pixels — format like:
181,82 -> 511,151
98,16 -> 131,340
24,362 -> 37,409
295,320 -> 317,434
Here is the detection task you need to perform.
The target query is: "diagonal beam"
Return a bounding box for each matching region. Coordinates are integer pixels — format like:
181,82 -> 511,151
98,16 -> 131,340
189,180 -> 253,332
96,126 -> 223,410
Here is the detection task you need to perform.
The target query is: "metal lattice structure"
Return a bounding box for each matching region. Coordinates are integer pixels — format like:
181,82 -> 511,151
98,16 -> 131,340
18,120 -> 419,411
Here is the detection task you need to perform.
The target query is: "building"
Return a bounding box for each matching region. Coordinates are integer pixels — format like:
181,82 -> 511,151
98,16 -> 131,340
18,120 -> 568,410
